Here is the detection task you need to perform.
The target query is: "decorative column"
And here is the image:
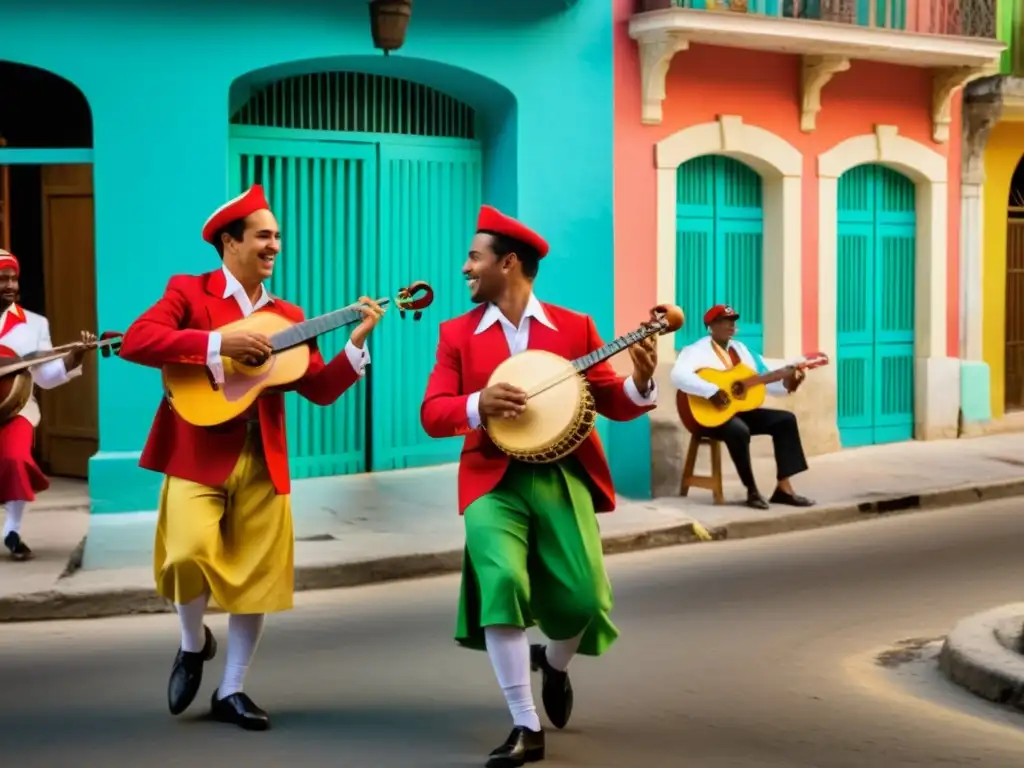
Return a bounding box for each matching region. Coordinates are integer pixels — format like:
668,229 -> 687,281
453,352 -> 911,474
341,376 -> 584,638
961,92 -> 1002,361
959,76 -> 1004,429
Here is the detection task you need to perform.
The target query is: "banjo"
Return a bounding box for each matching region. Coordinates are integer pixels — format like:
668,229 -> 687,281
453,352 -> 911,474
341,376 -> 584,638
0,331 -> 124,424
484,304 -> 684,464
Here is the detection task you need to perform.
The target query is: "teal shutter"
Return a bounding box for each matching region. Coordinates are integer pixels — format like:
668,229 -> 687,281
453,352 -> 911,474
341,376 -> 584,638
836,164 -> 915,448
229,138 -> 376,478
373,143 -> 482,470
227,72 -> 481,479
675,155 -> 763,353
857,0 -> 906,29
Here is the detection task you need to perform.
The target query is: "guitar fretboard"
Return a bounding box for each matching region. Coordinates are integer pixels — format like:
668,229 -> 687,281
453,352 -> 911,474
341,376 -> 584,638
571,322 -> 664,373
271,296 -> 391,353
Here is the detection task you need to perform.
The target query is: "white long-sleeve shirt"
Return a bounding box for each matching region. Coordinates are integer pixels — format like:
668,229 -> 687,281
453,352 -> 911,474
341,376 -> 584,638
0,305 -> 82,427
670,336 -> 790,400
204,266 -> 369,384
465,293 -> 658,429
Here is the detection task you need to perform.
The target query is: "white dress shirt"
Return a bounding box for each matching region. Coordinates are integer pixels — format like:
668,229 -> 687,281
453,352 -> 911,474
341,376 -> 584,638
0,305 -> 82,427
670,336 -> 789,399
205,266 -> 369,384
465,294 -> 658,429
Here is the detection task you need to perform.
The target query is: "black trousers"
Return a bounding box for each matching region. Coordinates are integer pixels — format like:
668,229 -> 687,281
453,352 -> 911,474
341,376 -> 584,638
700,408 -> 808,493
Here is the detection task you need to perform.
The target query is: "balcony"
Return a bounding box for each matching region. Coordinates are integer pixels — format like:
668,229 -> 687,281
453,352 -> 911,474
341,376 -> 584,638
629,0 -> 1006,141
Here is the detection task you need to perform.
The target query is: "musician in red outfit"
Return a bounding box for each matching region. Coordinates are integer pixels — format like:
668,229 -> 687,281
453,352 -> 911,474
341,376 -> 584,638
420,205 -> 659,767
0,250 -> 92,561
118,184 -> 384,731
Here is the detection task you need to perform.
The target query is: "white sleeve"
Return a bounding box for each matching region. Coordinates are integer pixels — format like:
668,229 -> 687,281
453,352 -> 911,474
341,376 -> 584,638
466,391 -> 482,429
344,339 -> 370,377
623,375 -> 658,405
669,344 -> 719,398
30,318 -> 79,390
206,331 -> 225,385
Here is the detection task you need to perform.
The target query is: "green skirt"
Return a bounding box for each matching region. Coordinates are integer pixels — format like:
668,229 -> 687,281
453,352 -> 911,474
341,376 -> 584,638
456,459 -> 618,657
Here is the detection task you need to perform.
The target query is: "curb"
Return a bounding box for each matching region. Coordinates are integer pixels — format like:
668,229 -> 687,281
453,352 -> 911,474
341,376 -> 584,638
3,476 -> 1024,623
939,603 -> 1024,710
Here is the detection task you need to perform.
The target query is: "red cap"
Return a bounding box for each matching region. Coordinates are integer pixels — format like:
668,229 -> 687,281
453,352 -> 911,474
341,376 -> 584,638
703,304 -> 739,326
201,185 -> 271,244
0,250 -> 18,275
476,205 -> 549,258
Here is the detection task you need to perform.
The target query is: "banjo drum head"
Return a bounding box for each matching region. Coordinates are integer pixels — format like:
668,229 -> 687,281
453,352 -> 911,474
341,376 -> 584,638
486,350 -> 583,454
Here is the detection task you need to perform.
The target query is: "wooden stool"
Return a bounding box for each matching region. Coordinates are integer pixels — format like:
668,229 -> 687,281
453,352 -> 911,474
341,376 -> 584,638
679,435 -> 725,505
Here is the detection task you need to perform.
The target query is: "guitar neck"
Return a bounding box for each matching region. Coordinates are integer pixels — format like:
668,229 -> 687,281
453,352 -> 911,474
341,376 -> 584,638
271,296 -> 390,353
571,322 -> 662,374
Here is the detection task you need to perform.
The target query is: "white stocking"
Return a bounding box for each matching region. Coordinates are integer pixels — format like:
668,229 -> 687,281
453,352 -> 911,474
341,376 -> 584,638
3,501 -> 26,538
484,626 -> 541,732
545,630 -> 585,672
219,613 -> 265,699
175,593 -> 209,653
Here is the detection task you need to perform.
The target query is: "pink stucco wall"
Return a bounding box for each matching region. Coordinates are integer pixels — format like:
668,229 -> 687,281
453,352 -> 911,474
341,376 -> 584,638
613,0 -> 962,358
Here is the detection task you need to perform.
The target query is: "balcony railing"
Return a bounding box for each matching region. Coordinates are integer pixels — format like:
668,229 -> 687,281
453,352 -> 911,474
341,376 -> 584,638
645,0 -> 998,40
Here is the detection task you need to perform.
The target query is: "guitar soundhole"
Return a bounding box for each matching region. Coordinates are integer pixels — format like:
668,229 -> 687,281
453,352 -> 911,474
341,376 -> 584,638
731,381 -> 746,398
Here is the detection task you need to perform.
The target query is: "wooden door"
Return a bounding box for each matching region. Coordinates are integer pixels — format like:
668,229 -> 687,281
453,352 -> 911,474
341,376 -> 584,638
38,164 -> 96,477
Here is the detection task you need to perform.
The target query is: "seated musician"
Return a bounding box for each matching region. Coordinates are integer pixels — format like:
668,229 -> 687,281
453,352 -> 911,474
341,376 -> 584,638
670,304 -> 814,510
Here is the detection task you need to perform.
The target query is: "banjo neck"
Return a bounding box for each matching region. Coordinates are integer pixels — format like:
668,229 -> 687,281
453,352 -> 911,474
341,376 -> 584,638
570,320 -> 665,375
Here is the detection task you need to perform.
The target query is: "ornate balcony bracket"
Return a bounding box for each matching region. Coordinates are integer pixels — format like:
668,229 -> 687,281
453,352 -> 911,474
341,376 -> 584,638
800,55 -> 851,133
633,29 -> 690,125
933,66 -> 997,144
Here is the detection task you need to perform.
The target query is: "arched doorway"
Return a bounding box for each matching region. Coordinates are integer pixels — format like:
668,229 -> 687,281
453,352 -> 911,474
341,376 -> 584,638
674,154 -> 765,354
1004,155 -> 1024,411
229,70 -> 482,478
0,62 -> 96,479
835,163 -> 916,448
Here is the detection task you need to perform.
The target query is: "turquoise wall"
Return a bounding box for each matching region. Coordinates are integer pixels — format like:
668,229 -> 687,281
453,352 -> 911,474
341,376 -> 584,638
0,0 -> 620,513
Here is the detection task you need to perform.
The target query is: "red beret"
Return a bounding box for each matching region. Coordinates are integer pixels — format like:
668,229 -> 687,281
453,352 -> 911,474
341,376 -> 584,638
202,185 -> 271,244
703,304 -> 739,326
476,205 -> 549,259
0,250 -> 18,275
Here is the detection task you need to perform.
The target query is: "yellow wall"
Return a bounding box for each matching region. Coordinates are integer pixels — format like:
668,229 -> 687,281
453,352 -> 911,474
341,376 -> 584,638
983,120 -> 1024,419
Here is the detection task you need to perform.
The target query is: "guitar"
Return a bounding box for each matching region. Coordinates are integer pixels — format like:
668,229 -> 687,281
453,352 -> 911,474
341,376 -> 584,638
162,281 -> 434,427
676,352 -> 829,432
0,332 -> 123,424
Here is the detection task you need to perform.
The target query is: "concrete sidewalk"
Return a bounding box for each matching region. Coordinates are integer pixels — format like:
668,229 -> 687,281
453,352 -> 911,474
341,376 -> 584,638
3,432 -> 1024,622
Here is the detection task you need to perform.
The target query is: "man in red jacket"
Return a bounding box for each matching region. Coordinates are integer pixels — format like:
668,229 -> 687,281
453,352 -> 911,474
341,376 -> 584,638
421,205 -> 659,767
118,184 -> 383,731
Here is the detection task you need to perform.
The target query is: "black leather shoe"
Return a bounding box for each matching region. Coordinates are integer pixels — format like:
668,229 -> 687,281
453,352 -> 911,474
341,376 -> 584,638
4,532 -> 33,561
530,644 -> 573,729
210,689 -> 270,731
770,489 -> 815,507
745,491 -> 770,510
167,625 -> 217,716
486,726 -> 545,767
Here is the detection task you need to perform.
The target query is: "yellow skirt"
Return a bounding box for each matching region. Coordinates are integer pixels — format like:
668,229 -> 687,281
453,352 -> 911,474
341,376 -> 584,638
153,435 -> 294,614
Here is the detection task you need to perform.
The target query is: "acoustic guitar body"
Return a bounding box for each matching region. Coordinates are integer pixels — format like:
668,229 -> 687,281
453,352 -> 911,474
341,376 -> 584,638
162,312 -> 311,427
0,346 -> 33,426
681,363 -> 766,430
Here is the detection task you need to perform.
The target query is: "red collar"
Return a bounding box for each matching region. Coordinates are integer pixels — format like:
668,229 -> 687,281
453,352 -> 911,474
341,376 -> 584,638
0,304 -> 26,337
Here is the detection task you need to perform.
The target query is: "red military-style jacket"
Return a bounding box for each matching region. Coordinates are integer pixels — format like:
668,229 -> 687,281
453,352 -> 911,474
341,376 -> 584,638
118,269 -> 362,494
420,302 -> 655,515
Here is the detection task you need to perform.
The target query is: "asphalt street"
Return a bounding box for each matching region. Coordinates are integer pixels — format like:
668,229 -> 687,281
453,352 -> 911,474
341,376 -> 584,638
4,499 -> 1024,767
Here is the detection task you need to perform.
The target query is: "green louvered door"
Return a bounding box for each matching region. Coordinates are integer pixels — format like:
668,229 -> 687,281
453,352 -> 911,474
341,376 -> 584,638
228,72 -> 481,479
675,156 -> 764,353
372,142 -> 481,471
229,138 -> 376,478
836,164 -> 915,448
